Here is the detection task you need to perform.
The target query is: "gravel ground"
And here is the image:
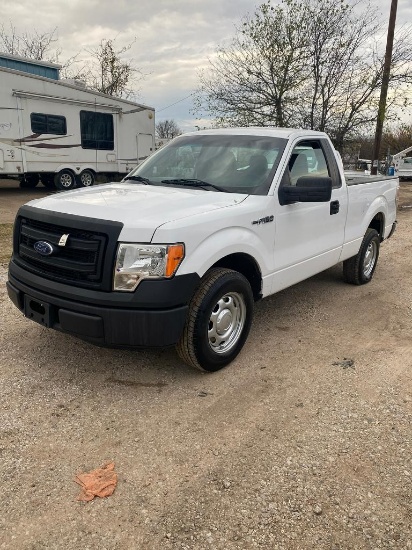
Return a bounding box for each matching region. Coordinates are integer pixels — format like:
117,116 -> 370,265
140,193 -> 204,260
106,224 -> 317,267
0,184 -> 411,549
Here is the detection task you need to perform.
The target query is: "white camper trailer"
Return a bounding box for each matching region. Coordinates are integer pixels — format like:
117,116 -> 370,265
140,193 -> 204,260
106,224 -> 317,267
0,53 -> 155,190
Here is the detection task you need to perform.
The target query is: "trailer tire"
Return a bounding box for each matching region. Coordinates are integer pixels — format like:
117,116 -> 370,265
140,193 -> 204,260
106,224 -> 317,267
343,228 -> 380,285
77,169 -> 95,187
54,169 -> 76,191
176,268 -> 254,372
19,174 -> 39,188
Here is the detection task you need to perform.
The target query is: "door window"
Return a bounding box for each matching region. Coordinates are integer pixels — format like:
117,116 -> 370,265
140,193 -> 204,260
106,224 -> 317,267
283,140 -> 331,186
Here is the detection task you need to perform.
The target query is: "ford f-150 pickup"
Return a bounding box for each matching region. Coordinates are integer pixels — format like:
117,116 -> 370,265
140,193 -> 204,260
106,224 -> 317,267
7,128 -> 398,371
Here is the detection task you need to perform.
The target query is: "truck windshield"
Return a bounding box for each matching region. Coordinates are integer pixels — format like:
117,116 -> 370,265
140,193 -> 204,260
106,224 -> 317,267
124,134 -> 288,194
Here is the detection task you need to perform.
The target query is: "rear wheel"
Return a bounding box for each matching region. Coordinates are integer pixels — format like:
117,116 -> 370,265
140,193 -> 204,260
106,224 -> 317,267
176,268 -> 254,371
19,174 -> 39,188
77,169 -> 95,187
343,228 -> 380,285
54,169 -> 76,191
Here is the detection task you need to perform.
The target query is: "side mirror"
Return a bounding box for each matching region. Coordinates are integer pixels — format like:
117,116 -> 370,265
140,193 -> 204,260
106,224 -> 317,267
278,176 -> 332,205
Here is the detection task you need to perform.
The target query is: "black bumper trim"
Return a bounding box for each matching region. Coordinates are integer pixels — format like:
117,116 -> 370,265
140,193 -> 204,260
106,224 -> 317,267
7,278 -> 189,347
9,261 -> 200,309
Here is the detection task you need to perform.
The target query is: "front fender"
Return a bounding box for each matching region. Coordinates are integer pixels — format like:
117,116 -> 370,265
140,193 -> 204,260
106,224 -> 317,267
176,226 -> 271,279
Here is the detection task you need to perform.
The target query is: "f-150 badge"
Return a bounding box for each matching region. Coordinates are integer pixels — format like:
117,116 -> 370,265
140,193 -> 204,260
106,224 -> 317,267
252,215 -> 274,225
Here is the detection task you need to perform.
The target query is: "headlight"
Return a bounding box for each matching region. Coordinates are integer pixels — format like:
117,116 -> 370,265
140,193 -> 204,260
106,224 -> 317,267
114,243 -> 185,291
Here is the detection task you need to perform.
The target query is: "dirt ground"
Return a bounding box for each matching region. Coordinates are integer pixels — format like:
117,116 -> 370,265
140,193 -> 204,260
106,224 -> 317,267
0,181 -> 411,549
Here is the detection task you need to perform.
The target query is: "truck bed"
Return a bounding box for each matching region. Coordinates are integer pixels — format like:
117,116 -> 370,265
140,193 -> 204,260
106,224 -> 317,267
344,173 -> 398,186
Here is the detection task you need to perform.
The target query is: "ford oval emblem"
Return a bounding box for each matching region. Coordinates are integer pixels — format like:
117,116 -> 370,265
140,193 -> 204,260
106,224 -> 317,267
34,241 -> 54,256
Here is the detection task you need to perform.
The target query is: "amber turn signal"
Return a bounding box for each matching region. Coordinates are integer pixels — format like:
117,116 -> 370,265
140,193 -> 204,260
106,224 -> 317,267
165,244 -> 185,277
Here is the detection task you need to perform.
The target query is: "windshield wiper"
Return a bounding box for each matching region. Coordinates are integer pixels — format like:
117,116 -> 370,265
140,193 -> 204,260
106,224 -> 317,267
123,175 -> 152,184
160,178 -> 225,192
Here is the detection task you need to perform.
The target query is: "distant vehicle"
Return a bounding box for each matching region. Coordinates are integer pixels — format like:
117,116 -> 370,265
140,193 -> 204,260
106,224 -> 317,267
392,146 -> 412,180
356,158 -> 372,172
7,127 -> 398,372
0,53 -> 155,190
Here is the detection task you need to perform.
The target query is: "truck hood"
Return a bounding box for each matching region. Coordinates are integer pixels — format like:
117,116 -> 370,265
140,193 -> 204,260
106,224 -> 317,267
28,183 -> 248,242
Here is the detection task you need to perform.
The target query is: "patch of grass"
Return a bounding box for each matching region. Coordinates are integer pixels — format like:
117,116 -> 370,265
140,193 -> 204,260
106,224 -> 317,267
0,224 -> 13,265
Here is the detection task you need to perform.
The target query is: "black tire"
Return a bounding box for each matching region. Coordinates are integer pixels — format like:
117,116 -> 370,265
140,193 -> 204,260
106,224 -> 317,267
19,174 -> 39,188
176,268 -> 254,372
54,169 -> 76,191
40,174 -> 56,189
343,228 -> 380,285
77,169 -> 95,187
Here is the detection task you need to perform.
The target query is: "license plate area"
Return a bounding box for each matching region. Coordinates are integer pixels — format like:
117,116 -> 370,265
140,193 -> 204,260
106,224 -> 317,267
24,295 -> 52,327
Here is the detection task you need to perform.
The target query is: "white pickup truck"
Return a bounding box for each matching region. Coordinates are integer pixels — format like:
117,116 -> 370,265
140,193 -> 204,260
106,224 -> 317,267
7,128 -> 398,371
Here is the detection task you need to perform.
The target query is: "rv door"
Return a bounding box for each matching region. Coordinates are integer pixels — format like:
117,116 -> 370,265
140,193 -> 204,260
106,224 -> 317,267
137,133 -> 153,164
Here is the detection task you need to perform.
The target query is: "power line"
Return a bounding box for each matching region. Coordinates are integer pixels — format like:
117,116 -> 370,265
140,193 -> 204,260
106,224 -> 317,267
157,92 -> 194,113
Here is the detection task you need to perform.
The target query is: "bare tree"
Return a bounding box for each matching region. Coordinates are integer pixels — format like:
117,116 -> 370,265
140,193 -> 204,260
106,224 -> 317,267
194,0 -> 311,128
156,119 -> 182,139
0,22 -> 60,62
84,38 -> 143,98
382,123 -> 412,154
195,0 -> 412,149
0,24 -> 143,99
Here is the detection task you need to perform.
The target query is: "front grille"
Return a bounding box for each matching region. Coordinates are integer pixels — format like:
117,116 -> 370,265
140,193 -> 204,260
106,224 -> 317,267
16,217 -> 108,288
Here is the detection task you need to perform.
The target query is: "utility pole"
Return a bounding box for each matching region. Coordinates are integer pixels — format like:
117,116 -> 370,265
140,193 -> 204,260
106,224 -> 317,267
371,0 -> 398,176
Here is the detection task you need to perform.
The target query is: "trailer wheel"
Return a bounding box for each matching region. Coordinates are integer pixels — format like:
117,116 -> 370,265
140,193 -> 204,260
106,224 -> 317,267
40,174 -> 56,189
343,228 -> 380,285
54,169 -> 76,191
176,268 -> 254,372
77,169 -> 95,187
19,174 -> 39,188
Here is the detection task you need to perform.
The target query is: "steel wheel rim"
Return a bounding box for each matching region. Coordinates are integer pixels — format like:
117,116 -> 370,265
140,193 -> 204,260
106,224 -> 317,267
81,172 -> 93,186
60,173 -> 73,188
208,292 -> 246,354
363,240 -> 377,277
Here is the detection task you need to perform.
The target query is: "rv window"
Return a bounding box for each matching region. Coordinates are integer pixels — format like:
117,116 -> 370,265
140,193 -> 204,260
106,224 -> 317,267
80,111 -> 114,150
31,113 -> 67,135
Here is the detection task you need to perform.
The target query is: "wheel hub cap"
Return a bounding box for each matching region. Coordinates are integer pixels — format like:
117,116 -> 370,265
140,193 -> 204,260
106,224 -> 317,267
216,310 -> 232,333
61,174 -> 73,188
363,241 -> 377,277
208,292 -> 246,355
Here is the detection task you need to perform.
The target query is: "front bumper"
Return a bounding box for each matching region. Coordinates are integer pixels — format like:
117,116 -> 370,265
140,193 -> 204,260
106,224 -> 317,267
7,264 -> 200,347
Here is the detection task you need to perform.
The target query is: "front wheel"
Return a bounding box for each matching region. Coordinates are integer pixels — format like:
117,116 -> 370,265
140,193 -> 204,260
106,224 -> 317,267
176,268 -> 254,371
54,169 -> 76,191
343,228 -> 380,285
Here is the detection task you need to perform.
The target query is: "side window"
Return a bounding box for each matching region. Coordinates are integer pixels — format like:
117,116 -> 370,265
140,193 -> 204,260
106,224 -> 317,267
80,111 -> 114,150
283,140 -> 331,186
31,113 -> 66,135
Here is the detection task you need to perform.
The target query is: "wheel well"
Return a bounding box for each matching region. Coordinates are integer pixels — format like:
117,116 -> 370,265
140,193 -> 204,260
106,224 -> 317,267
57,168 -> 76,176
211,253 -> 262,301
369,213 -> 384,240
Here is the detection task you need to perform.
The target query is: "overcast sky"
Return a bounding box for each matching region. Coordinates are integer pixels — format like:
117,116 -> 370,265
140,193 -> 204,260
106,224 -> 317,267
2,0 -> 412,132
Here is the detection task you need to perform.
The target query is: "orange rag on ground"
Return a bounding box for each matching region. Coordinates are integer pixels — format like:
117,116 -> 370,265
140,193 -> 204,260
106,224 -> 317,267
75,462 -> 118,502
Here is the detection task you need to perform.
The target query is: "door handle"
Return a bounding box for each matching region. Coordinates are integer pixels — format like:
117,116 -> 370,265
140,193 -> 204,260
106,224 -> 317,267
330,200 -> 340,215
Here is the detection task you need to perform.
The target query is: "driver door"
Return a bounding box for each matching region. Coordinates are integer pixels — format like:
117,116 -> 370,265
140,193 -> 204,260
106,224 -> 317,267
272,139 -> 348,293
